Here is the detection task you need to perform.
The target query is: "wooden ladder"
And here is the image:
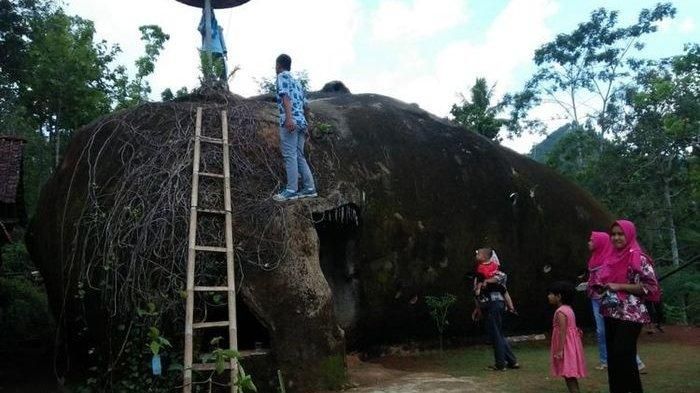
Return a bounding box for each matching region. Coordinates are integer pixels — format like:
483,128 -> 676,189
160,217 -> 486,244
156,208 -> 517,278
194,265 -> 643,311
184,108 -> 238,393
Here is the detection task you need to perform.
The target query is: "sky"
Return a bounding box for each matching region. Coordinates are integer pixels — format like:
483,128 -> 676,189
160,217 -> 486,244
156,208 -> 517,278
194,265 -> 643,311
63,0 -> 699,153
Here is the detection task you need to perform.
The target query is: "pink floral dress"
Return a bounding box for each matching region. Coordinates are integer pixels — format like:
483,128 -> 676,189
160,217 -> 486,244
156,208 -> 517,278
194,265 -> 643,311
550,305 -> 587,378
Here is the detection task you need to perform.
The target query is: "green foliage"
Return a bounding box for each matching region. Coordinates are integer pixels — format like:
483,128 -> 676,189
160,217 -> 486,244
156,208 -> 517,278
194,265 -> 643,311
147,326 -> 172,355
522,5 -> 697,268
256,70 -> 310,95
1,240 -> 32,274
73,312 -> 182,392
112,25 -> 170,109
198,51 -> 225,84
0,276 -> 53,348
201,336 -> 240,375
316,122 -> 333,134
544,126 -> 609,182
318,355 -> 347,390
0,0 -> 171,216
160,86 -> 190,102
200,336 -> 258,392
504,3 -> 676,137
658,265 -> 700,325
450,77 -> 505,141
538,44 -> 699,323
236,365 -> 258,393
20,8 -> 117,169
425,293 -> 457,351
0,239 -> 53,366
311,121 -> 335,139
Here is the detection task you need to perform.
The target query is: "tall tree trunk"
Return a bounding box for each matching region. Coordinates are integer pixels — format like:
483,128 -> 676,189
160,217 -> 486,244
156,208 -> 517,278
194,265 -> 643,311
663,176 -> 680,267
573,123 -> 584,170
54,121 -> 60,168
570,87 -> 578,125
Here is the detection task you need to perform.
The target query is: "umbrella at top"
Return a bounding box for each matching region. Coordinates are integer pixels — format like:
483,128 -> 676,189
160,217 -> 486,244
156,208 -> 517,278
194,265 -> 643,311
175,0 -> 250,9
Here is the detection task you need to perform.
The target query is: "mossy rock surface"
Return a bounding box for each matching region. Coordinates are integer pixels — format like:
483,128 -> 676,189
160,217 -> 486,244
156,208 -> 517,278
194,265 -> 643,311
26,87 -> 611,392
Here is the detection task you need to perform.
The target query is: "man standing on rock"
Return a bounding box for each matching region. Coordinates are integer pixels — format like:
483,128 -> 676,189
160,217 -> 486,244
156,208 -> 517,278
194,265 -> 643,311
272,54 -> 318,202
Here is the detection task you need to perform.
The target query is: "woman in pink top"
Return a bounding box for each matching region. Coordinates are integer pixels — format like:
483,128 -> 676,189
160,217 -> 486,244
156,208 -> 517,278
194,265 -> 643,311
548,281 -> 587,393
598,220 -> 659,393
586,231 -> 646,371
586,231 -> 612,369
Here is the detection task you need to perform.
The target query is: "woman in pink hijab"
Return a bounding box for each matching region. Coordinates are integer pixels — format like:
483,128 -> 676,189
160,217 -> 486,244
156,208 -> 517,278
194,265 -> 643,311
585,231 -> 613,370
598,220 -> 659,393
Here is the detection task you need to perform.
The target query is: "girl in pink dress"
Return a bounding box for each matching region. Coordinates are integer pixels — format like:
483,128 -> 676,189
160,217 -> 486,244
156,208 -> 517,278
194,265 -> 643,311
548,281 -> 587,393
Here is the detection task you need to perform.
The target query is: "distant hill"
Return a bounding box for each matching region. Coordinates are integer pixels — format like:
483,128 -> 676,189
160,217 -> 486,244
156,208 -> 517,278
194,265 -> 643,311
529,123 -> 575,163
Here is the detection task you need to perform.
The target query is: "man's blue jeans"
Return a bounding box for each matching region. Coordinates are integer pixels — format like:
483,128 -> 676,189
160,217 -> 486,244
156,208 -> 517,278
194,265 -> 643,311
484,300 -> 517,368
279,126 -> 315,193
592,298 -> 608,365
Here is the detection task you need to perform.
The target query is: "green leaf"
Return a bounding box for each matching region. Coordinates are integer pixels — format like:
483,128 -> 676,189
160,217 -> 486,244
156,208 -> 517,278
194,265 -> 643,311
215,359 -> 226,375
148,326 -> 160,340
149,341 -> 160,355
239,375 -> 257,392
159,337 -> 172,348
221,349 -> 240,359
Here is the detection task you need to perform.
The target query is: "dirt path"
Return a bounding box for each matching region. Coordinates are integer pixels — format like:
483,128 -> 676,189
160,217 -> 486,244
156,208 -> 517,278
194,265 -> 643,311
341,360 -> 496,393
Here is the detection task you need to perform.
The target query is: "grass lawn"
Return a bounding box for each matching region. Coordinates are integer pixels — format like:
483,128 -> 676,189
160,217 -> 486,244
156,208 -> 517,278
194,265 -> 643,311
374,327 -> 700,393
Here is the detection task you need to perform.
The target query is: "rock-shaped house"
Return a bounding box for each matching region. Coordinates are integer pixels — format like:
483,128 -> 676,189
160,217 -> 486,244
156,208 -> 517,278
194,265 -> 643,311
27,86 -> 611,392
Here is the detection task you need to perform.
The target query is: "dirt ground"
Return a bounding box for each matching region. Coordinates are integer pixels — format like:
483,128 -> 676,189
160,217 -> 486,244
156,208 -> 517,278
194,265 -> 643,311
341,361 -> 494,393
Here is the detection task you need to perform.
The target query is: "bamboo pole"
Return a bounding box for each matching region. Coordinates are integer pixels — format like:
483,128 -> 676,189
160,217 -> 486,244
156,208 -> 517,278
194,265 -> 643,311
183,107 -> 203,393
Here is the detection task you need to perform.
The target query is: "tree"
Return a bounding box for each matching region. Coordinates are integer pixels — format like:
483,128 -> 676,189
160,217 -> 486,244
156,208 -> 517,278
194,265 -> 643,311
0,0 -> 170,213
450,78 -> 504,141
504,3 -> 676,137
545,127 -> 609,180
19,13 -> 169,167
0,0 -> 52,133
160,87 -> 190,102
0,0 -> 53,96
112,25 -> 170,109
20,10 -> 116,166
502,4 -> 697,324
623,44 -> 700,267
256,70 -> 310,95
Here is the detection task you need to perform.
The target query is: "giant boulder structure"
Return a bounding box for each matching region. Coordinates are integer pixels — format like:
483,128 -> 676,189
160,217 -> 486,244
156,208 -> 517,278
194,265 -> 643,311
27,85 -> 611,392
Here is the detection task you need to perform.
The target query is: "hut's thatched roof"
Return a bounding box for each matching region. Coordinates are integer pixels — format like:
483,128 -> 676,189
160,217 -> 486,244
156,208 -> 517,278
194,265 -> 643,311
0,136 -> 25,205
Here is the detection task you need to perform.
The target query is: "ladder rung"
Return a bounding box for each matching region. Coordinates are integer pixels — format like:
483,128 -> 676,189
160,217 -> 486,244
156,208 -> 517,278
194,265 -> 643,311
193,320 -> 230,329
198,136 -> 224,144
194,245 -> 227,253
194,286 -> 229,292
192,362 -> 233,371
199,172 -> 225,179
197,208 -> 227,214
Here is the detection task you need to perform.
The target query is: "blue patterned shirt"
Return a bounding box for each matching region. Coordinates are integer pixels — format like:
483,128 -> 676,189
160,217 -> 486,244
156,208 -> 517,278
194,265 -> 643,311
276,71 -> 307,128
